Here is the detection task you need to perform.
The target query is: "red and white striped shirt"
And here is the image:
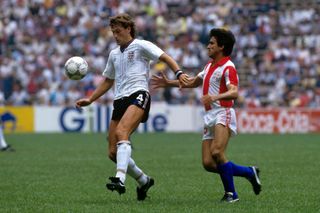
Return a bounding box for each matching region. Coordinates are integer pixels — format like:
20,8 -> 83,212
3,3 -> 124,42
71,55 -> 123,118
197,56 -> 239,111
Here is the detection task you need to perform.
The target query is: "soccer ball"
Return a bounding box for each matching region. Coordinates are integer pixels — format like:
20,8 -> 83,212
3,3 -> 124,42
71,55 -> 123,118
64,56 -> 88,80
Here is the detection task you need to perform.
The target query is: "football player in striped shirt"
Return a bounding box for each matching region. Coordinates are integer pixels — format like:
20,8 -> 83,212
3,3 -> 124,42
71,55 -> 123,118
151,28 -> 261,203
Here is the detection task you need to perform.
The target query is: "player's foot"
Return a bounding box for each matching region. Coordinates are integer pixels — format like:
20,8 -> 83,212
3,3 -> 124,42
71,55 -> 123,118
220,192 -> 239,203
248,166 -> 261,195
0,145 -> 15,152
106,177 -> 126,195
136,177 -> 154,201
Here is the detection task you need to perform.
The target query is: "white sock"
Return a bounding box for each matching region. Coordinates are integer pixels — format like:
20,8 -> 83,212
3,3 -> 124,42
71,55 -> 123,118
116,141 -> 132,184
127,158 -> 148,187
0,127 -> 7,148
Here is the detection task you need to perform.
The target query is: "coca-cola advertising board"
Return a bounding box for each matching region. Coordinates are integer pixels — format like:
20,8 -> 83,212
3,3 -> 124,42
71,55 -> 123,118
237,108 -> 320,133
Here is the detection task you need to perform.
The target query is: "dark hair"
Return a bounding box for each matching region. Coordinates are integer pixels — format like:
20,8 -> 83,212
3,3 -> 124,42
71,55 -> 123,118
110,13 -> 136,38
209,28 -> 235,56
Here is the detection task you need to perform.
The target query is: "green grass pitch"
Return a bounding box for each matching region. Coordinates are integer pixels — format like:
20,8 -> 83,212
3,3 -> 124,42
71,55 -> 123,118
1,133 -> 319,212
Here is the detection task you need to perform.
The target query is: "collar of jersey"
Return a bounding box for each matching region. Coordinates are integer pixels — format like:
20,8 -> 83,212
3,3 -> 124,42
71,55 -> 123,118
211,56 -> 230,66
120,39 -> 135,52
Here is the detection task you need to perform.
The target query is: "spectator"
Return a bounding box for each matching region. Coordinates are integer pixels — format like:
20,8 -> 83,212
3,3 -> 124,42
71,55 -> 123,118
0,0 -> 319,107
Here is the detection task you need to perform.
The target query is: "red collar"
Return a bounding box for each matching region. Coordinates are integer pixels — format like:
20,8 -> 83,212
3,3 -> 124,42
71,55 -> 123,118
211,56 -> 230,66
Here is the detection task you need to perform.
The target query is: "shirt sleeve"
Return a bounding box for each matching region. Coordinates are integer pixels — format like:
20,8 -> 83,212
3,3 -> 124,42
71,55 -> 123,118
102,53 -> 115,79
140,40 -> 164,61
224,66 -> 238,86
197,63 -> 211,79
197,69 -> 205,79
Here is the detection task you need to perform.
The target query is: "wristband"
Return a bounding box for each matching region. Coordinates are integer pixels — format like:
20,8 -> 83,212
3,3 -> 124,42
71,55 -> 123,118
175,70 -> 183,79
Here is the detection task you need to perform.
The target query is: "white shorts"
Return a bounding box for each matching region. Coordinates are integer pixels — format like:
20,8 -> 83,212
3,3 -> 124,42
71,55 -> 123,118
202,108 -> 237,141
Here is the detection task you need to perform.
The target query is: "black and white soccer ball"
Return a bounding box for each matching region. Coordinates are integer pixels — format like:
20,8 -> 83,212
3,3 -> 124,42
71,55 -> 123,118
64,56 -> 88,80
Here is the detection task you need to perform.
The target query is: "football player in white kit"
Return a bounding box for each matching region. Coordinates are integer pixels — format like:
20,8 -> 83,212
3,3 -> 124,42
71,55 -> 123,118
152,28 -> 261,202
76,13 -> 188,201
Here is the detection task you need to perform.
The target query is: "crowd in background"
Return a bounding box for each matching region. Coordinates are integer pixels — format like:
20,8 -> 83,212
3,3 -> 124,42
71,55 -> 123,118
1,0 -> 320,108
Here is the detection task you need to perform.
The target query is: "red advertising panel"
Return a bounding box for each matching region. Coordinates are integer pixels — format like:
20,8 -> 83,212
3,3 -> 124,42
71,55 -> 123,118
236,108 -> 320,133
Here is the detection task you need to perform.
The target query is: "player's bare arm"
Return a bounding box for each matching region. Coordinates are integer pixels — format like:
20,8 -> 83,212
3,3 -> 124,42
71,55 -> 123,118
158,53 -> 189,86
184,75 -> 202,88
76,78 -> 114,108
201,83 -> 238,105
151,72 -> 179,88
151,72 -> 202,89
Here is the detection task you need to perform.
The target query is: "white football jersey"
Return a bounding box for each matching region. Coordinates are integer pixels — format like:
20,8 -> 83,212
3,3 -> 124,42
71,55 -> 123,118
103,39 -> 164,99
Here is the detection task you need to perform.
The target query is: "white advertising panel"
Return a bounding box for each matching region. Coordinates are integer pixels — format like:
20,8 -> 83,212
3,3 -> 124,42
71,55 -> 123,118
34,106 -> 320,133
34,104 -> 203,133
136,103 -> 201,132
35,105 -> 110,132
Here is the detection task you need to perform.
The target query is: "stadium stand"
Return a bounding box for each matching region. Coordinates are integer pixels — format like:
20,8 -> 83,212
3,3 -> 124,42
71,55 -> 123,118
0,0 -> 319,107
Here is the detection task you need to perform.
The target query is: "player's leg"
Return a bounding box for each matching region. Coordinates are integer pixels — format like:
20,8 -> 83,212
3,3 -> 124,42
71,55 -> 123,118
107,119 -> 119,163
228,161 -> 261,195
106,119 -> 128,194
202,139 -> 218,173
0,124 -> 14,152
107,91 -> 154,199
116,105 -> 154,200
107,117 -> 151,192
106,112 -> 137,194
0,126 -> 8,149
113,104 -> 143,182
222,108 -> 262,195
129,158 -> 154,201
106,95 -> 133,194
115,105 -> 144,140
202,126 -> 218,172
113,117 -> 148,186
106,116 -> 151,196
211,124 -> 239,202
107,104 -> 145,192
127,158 -> 148,186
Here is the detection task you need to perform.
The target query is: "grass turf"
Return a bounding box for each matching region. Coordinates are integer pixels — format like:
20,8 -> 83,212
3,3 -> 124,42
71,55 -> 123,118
0,133 -> 319,213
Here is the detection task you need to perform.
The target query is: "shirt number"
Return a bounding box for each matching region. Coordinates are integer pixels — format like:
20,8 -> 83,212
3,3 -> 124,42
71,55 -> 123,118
136,94 -> 144,102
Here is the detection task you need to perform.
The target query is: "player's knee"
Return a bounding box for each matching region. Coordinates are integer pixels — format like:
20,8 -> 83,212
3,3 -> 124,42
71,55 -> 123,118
211,149 -> 223,164
202,160 -> 217,173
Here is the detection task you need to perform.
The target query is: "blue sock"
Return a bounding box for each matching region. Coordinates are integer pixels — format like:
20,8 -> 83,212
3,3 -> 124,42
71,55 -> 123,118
229,161 -> 254,179
217,162 -> 237,196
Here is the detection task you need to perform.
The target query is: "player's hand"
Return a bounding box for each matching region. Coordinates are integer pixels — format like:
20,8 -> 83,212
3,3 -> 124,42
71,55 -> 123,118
201,95 -> 216,105
75,98 -> 92,108
178,73 -> 189,89
151,72 -> 169,89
